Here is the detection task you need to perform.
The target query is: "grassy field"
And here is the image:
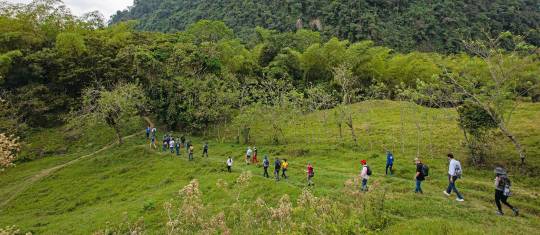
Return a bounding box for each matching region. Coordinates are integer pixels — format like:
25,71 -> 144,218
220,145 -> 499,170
0,101 -> 539,234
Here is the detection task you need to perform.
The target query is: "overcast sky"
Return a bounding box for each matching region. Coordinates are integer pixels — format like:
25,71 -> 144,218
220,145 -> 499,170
6,0 -> 134,19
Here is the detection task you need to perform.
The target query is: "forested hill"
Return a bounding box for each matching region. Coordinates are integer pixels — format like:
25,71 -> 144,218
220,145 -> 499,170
111,0 -> 540,53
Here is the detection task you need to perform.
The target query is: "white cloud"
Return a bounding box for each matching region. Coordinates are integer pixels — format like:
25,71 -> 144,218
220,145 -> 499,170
5,0 -> 133,19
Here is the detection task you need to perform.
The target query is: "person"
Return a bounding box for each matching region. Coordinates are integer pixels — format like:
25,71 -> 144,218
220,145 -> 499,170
443,153 -> 464,201
252,147 -> 258,164
415,158 -> 425,193
188,144 -> 194,161
226,157 -> 233,172
169,138 -> 175,153
274,158 -> 281,181
360,160 -> 369,191
150,131 -> 157,149
246,147 -> 253,165
281,159 -> 289,179
306,163 -> 314,186
162,138 -> 168,152
185,140 -> 190,155
145,126 -> 151,139
386,150 -> 394,175
175,141 -> 181,156
494,167 -> 519,216
263,155 -> 270,178
202,142 -> 209,157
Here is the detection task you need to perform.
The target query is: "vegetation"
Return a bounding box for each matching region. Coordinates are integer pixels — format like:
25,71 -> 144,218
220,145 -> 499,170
111,0 -> 540,53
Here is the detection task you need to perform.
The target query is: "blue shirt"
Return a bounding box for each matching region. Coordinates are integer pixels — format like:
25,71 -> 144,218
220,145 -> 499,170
386,153 -> 394,165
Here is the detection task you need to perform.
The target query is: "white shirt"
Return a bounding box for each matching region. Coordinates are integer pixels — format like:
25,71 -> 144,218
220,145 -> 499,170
227,158 -> 233,166
169,140 -> 175,148
448,159 -> 461,176
360,165 -> 369,179
246,149 -> 252,156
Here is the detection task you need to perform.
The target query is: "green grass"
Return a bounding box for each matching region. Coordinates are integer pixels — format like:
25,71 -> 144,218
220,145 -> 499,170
0,101 -> 539,234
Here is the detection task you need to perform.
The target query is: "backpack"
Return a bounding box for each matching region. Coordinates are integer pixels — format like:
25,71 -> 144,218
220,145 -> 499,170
453,161 -> 462,178
422,164 -> 429,177
501,177 -> 512,197
263,159 -> 269,167
366,165 -> 372,176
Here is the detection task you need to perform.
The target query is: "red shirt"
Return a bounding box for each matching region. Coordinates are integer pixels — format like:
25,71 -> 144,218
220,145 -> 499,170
307,165 -> 313,174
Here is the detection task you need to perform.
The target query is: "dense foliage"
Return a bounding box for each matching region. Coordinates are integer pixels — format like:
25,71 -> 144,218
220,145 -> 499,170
111,0 -> 540,53
1,0 -> 539,138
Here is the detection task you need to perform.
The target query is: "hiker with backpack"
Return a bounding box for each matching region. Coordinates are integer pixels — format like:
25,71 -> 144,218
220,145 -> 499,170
252,147 -> 258,164
360,160 -> 371,191
281,159 -> 289,179
162,137 -> 168,152
414,158 -> 428,193
202,142 -> 209,157
150,131 -> 157,149
274,158 -> 281,181
263,155 -> 270,178
494,167 -> 519,216
386,150 -> 394,175
145,126 -> 151,139
444,153 -> 464,202
226,157 -> 233,172
188,144 -> 194,161
306,163 -> 314,186
175,141 -> 181,156
169,138 -> 175,153
246,147 -> 253,165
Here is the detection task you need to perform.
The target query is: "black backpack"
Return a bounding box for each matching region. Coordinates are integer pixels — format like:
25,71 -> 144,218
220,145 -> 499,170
422,164 -> 429,177
366,165 -> 372,176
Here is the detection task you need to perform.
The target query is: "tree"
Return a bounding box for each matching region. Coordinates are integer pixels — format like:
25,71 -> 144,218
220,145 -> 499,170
70,83 -> 146,144
0,133 -> 19,172
444,32 -> 537,165
457,101 -> 498,164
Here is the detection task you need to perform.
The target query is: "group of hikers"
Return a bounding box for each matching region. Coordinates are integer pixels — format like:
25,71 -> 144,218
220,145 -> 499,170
145,126 -> 519,216
146,125 -> 208,161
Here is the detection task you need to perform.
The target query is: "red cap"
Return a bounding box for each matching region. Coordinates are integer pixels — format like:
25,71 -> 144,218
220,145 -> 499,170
361,159 -> 367,165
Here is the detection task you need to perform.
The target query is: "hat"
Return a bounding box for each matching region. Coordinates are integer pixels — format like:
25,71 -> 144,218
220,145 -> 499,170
494,167 -> 507,175
361,159 -> 367,165
414,157 -> 420,162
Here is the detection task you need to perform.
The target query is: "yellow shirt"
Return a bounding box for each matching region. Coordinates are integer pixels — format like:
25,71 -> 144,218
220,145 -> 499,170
282,162 -> 289,169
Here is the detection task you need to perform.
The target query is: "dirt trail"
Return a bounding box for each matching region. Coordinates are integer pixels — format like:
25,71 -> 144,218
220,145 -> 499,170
0,117 -> 153,211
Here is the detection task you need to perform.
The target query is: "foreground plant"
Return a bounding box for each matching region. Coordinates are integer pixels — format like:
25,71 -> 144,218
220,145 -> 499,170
0,133 -> 20,172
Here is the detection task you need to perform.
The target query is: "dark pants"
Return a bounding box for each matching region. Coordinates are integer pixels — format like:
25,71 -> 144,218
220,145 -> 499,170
170,147 -> 174,153
281,169 -> 288,179
146,132 -> 149,139
415,179 -> 423,193
175,147 -> 180,155
446,175 -> 464,199
203,149 -> 208,157
189,153 -> 193,161
274,169 -> 280,181
361,178 -> 368,191
227,165 -> 231,172
386,164 -> 393,175
495,189 -> 513,212
263,167 -> 269,178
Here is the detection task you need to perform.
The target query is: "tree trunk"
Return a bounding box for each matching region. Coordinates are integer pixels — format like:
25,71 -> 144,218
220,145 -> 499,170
113,124 -> 123,144
346,114 -> 358,146
498,122 -> 526,165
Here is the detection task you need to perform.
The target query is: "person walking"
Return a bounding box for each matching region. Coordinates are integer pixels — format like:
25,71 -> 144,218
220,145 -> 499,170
226,157 -> 233,173
246,147 -> 253,165
263,155 -> 270,178
252,147 -> 258,164
443,153 -> 464,201
306,163 -> 314,186
188,144 -> 194,161
386,150 -> 394,175
360,160 -> 370,191
175,141 -> 180,156
150,133 -> 157,149
415,158 -> 425,193
274,158 -> 281,181
281,159 -> 289,179
169,138 -> 175,153
494,167 -> 519,216
185,140 -> 190,155
162,138 -> 167,152
202,142 -> 209,157
145,126 -> 151,139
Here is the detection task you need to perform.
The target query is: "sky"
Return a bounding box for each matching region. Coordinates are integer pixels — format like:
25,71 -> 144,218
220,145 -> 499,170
6,0 -> 134,19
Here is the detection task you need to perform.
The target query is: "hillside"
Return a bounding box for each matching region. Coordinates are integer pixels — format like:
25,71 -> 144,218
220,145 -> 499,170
1,101 -> 539,234
111,0 -> 540,53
